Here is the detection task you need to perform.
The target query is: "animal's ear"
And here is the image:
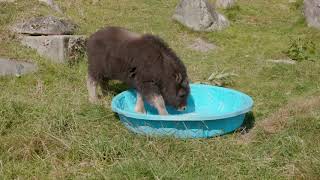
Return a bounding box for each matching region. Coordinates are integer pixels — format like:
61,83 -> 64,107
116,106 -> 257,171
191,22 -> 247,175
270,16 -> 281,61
182,77 -> 189,86
174,73 -> 182,83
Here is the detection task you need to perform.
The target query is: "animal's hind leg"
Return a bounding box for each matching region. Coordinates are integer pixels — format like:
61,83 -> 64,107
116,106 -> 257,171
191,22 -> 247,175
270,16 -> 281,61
87,74 -> 99,103
135,92 -> 146,114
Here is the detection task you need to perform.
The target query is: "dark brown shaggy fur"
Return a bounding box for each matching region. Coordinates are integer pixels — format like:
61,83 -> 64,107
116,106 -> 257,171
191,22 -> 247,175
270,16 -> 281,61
86,26 -> 190,115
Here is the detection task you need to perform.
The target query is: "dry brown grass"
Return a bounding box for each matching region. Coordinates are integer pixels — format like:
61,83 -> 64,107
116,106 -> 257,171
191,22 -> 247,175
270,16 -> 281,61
239,95 -> 320,144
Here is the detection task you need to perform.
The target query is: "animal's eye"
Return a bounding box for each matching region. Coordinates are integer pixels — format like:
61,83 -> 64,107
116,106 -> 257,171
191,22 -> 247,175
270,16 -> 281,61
178,89 -> 187,98
129,67 -> 137,78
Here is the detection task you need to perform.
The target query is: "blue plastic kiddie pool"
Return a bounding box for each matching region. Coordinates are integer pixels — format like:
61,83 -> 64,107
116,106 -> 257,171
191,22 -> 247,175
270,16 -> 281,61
111,84 -> 253,139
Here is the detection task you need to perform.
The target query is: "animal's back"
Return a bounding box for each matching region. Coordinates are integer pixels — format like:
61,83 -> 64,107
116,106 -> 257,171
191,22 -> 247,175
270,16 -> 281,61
86,27 -> 140,81
87,27 -> 140,48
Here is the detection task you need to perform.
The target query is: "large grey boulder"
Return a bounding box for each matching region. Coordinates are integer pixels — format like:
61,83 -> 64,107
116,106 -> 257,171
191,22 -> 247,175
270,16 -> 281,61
172,0 -> 229,31
0,58 -> 37,77
304,0 -> 320,29
11,16 -> 77,35
215,0 -> 236,9
20,35 -> 86,63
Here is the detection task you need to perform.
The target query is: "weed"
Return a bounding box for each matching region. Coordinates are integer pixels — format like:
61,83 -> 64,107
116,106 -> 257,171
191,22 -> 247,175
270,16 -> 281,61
285,37 -> 318,62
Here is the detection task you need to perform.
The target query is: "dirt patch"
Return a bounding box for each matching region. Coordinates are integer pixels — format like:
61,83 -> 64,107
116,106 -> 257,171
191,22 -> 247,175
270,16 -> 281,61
238,96 -> 320,144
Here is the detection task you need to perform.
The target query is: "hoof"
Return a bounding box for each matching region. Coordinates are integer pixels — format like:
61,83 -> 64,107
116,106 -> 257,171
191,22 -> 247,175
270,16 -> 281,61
89,97 -> 99,104
158,109 -> 169,116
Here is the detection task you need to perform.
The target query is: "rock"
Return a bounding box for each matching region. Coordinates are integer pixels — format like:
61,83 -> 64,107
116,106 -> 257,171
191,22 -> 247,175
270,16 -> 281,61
172,0 -> 229,31
304,0 -> 320,29
188,38 -> 217,52
266,59 -> 297,64
0,58 -> 37,77
215,0 -> 236,9
11,16 -> 77,35
39,0 -> 62,13
67,36 -> 87,61
20,35 -> 86,63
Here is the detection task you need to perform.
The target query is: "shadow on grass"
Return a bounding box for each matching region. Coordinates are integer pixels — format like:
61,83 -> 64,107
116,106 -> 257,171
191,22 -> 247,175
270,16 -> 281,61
240,112 -> 256,133
109,82 -> 129,94
101,81 -> 129,96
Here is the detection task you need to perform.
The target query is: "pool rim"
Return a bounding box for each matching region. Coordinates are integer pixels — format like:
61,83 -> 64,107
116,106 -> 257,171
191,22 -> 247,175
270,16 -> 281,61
111,84 -> 254,121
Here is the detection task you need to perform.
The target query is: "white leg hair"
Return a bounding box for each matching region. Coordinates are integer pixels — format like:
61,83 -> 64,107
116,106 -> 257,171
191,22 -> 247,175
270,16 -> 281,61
151,94 -> 168,115
87,74 -> 99,103
135,92 -> 146,114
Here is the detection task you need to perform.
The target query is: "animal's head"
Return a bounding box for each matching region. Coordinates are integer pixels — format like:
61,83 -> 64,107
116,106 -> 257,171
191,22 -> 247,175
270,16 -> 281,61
162,72 -> 190,111
142,34 -> 190,111
160,53 -> 190,111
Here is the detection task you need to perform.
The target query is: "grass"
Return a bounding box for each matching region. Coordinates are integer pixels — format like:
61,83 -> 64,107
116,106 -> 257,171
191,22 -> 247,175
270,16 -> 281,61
0,0 -> 320,179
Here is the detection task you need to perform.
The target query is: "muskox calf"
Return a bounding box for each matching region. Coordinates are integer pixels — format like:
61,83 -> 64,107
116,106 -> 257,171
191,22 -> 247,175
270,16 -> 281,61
86,26 -> 190,115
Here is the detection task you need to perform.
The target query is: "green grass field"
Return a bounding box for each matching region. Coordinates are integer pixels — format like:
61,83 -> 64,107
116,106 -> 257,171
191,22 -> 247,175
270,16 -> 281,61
1,0 -> 320,179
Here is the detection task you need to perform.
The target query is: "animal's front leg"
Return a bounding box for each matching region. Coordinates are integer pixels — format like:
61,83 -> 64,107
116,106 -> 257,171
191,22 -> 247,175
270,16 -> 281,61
150,94 -> 168,115
135,91 -> 146,114
87,74 -> 99,103
138,81 -> 168,115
